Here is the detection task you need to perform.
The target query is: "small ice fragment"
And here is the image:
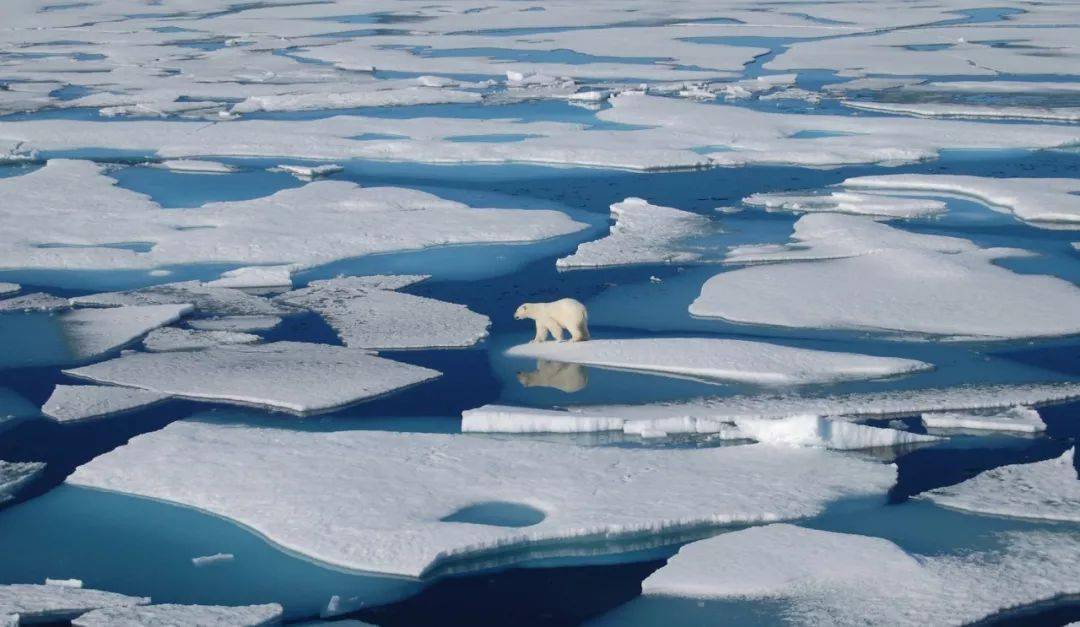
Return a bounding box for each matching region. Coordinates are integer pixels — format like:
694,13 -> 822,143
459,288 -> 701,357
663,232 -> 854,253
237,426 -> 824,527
0,284 -> 19,297
921,405 -> 1045,433
275,164 -> 344,180
191,553 -> 234,567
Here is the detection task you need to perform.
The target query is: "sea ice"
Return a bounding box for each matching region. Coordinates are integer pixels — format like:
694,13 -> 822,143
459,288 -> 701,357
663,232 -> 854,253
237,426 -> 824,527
186,316 -> 282,332
57,304 -> 193,363
0,584 -> 147,624
0,460 -> 44,503
925,448 -> 1079,522
73,282 -> 286,317
0,284 -> 18,297
0,293 -> 71,312
640,524 -> 1080,625
506,338 -> 931,385
921,406 -> 1045,433
68,419 -> 896,577
842,101 -> 1080,123
556,198 -> 711,269
142,327 -> 260,352
64,342 -> 440,415
191,553 -> 234,567
843,174 -> 1080,228
72,603 -> 283,627
151,160 -> 237,174
733,415 -> 939,450
42,385 -> 169,423
743,190 -> 947,220
203,266 -> 293,290
277,276 -> 490,350
274,164 -> 345,180
692,214 -> 1080,339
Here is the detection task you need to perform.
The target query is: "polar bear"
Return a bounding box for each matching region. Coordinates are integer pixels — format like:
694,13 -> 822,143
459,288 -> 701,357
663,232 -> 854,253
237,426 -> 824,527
514,298 -> 590,343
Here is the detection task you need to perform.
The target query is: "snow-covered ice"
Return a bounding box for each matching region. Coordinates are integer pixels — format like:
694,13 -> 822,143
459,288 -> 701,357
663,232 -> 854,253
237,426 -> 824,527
921,406 -> 1046,434
0,584 -> 148,624
692,214 -> 1080,339
843,174 -> 1080,228
0,284 -> 18,297
743,190 -> 947,220
556,198 -> 711,269
506,338 -> 931,385
191,553 -> 234,568
842,101 -> 1080,123
277,276 -> 490,350
203,266 -> 293,290
0,460 -> 44,503
732,415 -> 940,450
925,448 -> 1079,522
73,282 -> 285,317
57,304 -> 193,363
68,419 -> 896,577
186,316 -> 282,333
0,293 -> 71,313
274,164 -> 344,180
151,160 -> 237,174
42,385 -> 169,423
143,327 -> 260,352
72,603 -> 283,627
64,342 -> 439,415
641,524 -> 1080,626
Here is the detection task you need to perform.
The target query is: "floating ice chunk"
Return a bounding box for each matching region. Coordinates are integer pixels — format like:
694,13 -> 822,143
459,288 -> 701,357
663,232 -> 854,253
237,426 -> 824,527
143,327 -> 260,352
921,406 -> 1045,433
557,198 -> 711,269
743,190 -> 947,220
0,284 -> 18,297
203,266 -> 293,290
0,584 -> 147,624
74,282 -> 285,316
278,276 -> 489,350
463,405 -> 632,434
191,553 -> 234,567
842,100 -> 1080,123
274,164 -> 344,180
733,415 -> 939,450
59,304 -> 193,362
1,460 -> 44,503
72,603 -> 283,627
151,160 -> 237,174
692,214 -> 1080,339
0,293 -> 71,312
64,342 -> 439,415
506,338 -> 931,385
43,579 -> 81,589
641,524 -> 1080,626
567,90 -> 609,103
843,174 -> 1080,228
186,316 -> 282,332
231,87 -> 480,113
417,76 -> 458,88
42,385 -> 168,423
925,449 -> 1079,522
69,420 -> 895,577
586,382 -> 1080,425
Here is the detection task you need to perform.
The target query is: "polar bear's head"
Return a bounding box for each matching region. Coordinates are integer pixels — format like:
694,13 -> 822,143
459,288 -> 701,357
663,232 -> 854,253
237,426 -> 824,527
513,303 -> 531,320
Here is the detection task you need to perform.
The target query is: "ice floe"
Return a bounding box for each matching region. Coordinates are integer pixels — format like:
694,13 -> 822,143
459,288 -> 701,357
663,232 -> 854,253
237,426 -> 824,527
69,419 -> 896,577
640,524 -> 1080,626
143,327 -> 260,352
556,198 -> 711,269
0,293 -> 71,312
151,160 -> 238,174
186,316 -> 282,332
0,284 -> 18,297
42,385 -> 168,423
463,405 -> 937,449
277,276 -> 490,350
921,406 -> 1046,434
231,86 -> 480,114
64,342 -> 439,415
191,553 -> 234,567
506,338 -> 931,385
57,304 -> 193,363
843,174 -> 1080,228
203,266 -> 293,290
743,190 -> 947,220
72,603 -> 283,627
925,448 -> 1079,522
73,282 -> 285,317
692,214 -> 1080,339
274,164 -> 344,180
842,101 -> 1080,123
0,460 -> 44,503
0,584 -> 147,624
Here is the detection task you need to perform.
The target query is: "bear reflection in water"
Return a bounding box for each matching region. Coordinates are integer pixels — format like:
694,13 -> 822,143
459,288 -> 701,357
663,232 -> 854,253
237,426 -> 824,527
516,359 -> 588,393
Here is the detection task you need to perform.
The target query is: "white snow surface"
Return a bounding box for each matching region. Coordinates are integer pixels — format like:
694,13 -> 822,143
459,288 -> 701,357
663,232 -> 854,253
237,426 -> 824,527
142,327 -> 260,352
42,385 -> 168,423
277,277 -> 490,350
0,293 -> 71,312
641,524 -> 1080,626
0,460 -> 44,503
203,266 -> 293,290
186,316 -> 282,332
68,419 -> 896,578
0,585 -> 147,624
58,304 -> 193,362
72,603 -> 283,627
921,406 -> 1046,433
743,190 -> 947,219
556,198 -> 711,269
506,338 -> 931,385
73,282 -> 285,316
692,214 -> 1080,339
843,174 -> 1080,228
925,449 -> 1079,522
733,415 -> 939,450
63,342 -> 439,415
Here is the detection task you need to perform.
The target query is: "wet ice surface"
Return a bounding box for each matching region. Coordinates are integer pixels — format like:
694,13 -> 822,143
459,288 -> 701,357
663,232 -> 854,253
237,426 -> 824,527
1,0 -> 1079,625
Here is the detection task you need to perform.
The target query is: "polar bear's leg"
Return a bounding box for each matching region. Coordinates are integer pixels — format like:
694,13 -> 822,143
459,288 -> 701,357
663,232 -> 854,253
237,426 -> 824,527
532,320 -> 550,343
545,321 -> 566,342
569,318 -> 589,342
